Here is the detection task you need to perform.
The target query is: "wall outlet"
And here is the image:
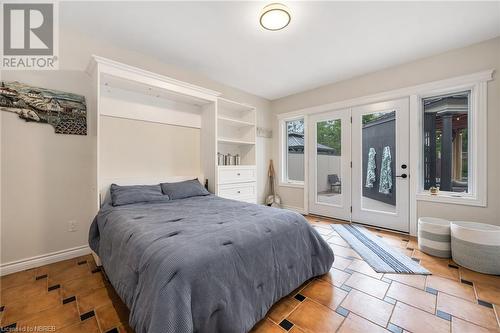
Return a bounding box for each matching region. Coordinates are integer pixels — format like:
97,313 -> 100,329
68,220 -> 78,232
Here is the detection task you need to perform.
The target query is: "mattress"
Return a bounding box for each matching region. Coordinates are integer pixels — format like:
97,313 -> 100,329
89,195 -> 334,333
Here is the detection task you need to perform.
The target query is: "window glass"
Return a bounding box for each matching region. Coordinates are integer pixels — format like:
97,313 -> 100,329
286,119 -> 305,182
422,91 -> 470,193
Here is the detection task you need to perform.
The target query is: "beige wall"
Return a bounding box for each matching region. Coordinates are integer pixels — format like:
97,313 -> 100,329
1,29 -> 272,266
272,37 -> 500,225
1,71 -> 95,264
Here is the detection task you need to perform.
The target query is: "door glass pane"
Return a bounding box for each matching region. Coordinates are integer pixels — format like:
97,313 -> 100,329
316,119 -> 342,205
423,91 -> 470,193
362,111 -> 396,213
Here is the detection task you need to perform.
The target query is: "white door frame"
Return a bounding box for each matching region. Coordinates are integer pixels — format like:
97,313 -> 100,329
307,109 -> 351,221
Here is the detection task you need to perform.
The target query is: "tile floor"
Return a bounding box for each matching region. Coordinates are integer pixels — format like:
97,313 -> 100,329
1,216 -> 499,333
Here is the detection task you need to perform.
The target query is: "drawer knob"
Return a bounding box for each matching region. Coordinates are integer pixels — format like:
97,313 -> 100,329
237,191 -> 241,193
237,173 -> 241,176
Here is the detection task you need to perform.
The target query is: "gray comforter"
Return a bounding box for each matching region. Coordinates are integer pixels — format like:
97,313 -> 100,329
89,195 -> 334,333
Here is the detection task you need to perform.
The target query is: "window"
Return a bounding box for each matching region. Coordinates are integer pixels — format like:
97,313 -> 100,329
422,91 -> 470,194
282,118 -> 305,184
418,81 -> 487,207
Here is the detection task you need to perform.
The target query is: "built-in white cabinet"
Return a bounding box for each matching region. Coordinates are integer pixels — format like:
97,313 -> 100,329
216,98 -> 257,203
87,56 -> 258,206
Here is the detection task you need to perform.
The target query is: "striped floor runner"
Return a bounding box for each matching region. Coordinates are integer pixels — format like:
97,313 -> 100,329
333,224 -> 430,274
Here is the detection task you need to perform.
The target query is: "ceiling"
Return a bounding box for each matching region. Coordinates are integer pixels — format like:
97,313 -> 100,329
61,1 -> 500,100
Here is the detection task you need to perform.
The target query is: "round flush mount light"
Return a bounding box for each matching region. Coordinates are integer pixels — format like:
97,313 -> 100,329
260,3 -> 291,31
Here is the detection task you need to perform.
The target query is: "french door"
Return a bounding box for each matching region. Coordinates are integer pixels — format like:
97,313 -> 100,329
307,98 -> 410,232
308,109 -> 351,221
351,98 -> 410,232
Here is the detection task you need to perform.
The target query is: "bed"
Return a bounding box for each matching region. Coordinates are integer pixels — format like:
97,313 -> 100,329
89,193 -> 334,333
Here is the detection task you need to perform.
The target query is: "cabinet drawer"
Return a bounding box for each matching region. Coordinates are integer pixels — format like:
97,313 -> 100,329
218,182 -> 256,200
218,166 -> 256,184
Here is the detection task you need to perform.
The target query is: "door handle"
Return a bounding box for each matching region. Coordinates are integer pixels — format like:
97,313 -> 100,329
396,174 -> 408,179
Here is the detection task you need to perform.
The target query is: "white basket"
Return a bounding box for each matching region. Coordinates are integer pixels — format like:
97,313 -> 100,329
451,222 -> 500,275
418,217 -> 451,258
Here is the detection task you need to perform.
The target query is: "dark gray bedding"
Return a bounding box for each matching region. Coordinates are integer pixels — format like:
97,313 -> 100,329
89,195 -> 334,333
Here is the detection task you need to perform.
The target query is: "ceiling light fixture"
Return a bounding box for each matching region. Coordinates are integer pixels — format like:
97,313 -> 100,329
260,3 -> 291,31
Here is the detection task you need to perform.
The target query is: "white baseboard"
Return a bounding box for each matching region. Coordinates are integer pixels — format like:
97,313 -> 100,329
0,245 -> 91,276
281,204 -> 307,215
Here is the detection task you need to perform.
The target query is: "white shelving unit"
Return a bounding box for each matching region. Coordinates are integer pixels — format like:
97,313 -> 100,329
216,98 -> 257,203
86,56 -> 258,207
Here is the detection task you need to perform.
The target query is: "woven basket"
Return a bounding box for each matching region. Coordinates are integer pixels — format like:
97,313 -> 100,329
418,217 -> 451,258
451,222 -> 500,275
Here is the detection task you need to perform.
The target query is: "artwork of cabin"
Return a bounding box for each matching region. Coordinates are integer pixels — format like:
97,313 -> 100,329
0,81 -> 87,135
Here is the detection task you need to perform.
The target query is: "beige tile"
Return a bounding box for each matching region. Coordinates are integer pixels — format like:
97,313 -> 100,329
287,299 -> 344,333
0,279 -> 48,306
1,291 -> 61,326
451,317 -> 498,333
250,318 -> 285,333
76,286 -> 120,314
61,273 -> 106,299
313,226 -> 334,238
347,259 -> 383,279
390,301 -> 450,333
300,279 -> 347,311
267,296 -> 300,323
327,235 -> 349,247
332,256 -> 353,271
329,244 -> 361,259
0,269 -> 36,290
344,272 -> 389,299
36,258 -> 81,277
437,292 -> 498,330
459,267 -> 500,288
48,264 -> 92,286
419,257 -> 459,281
95,302 -> 130,332
319,267 -> 350,288
56,317 -> 100,333
17,302 -> 79,331
475,283 -> 500,306
383,273 -> 426,290
338,312 -> 390,333
340,289 -> 394,327
426,275 -> 475,302
289,326 -> 305,333
387,281 -> 436,313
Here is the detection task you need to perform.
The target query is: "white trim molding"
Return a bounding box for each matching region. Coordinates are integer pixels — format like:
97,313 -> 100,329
275,69 -> 494,119
86,55 -> 221,101
0,245 -> 91,276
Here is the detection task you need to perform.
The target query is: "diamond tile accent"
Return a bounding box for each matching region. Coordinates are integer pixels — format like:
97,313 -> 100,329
387,322 -> 404,333
279,319 -> 294,331
80,310 -> 95,321
425,287 -> 438,295
335,306 -> 349,317
477,299 -> 493,309
436,310 -> 451,321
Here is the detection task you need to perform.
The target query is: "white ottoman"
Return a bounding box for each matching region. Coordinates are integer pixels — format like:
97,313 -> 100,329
451,222 -> 500,275
418,217 -> 451,258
